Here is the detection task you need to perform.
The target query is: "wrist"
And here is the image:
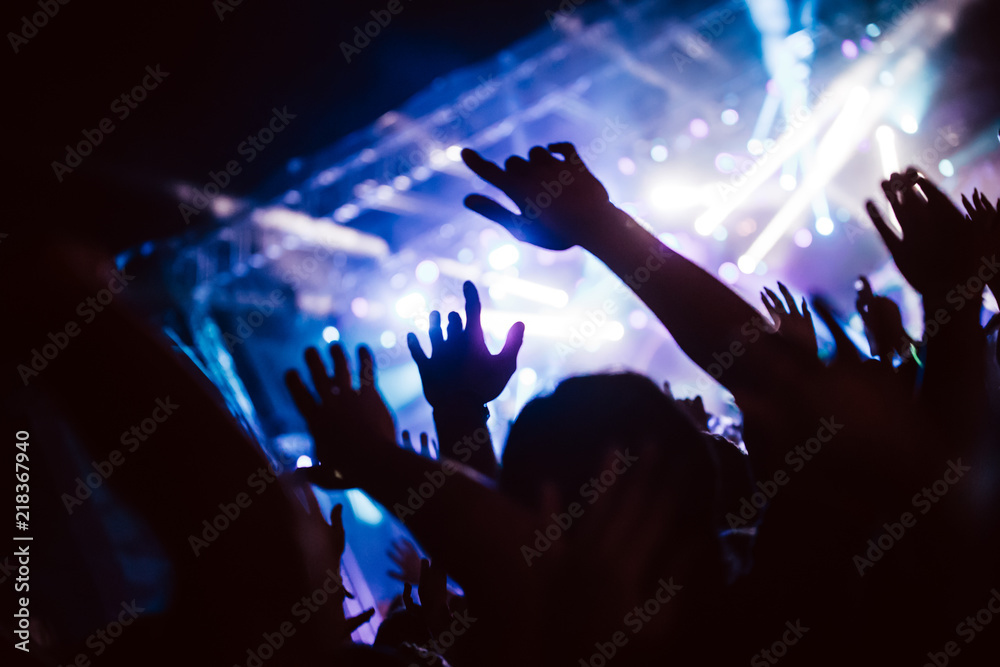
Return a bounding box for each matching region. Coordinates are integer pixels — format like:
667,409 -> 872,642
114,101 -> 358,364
577,205 -> 634,252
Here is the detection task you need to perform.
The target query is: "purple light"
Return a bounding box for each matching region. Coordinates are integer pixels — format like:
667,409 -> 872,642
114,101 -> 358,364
841,40 -> 859,59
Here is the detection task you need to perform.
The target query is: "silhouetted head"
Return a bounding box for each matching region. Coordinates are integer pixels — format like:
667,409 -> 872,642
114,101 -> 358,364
499,372 -> 718,535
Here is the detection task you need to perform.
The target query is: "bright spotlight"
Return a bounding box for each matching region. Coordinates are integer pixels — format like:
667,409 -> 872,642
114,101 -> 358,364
650,184 -> 701,211
875,125 -> 900,179
815,217 -> 835,236
415,260 -> 440,284
322,326 -> 340,343
488,244 -> 520,270
395,292 -> 426,319
900,113 -> 919,134
519,367 -> 538,386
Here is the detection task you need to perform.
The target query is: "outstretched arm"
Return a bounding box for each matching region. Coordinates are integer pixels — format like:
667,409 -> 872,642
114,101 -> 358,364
461,143 -> 812,469
406,281 -> 524,479
286,343 -> 535,601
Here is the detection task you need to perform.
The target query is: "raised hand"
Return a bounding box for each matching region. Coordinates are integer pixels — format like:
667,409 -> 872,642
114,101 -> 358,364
401,430 -> 437,459
285,344 -> 396,489
387,537 -> 423,585
407,281 -> 524,411
761,282 -> 818,358
855,276 -> 912,365
462,143 -> 617,250
867,169 -> 992,297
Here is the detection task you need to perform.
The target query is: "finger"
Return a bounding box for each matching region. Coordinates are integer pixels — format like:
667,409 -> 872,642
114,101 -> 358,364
387,570 -> 408,582
761,294 -> 780,326
866,200 -> 901,254
305,347 -> 332,396
962,193 -> 975,217
358,345 -> 375,391
881,180 -> 907,222
429,311 -> 444,354
503,155 -> 530,177
344,608 -> 375,634
777,282 -> 797,315
528,145 -> 558,165
329,503 -> 346,557
407,332 -> 429,370
403,583 -> 416,611
461,148 -> 509,189
419,432 -> 431,459
463,281 -> 484,341
284,369 -> 318,421
330,343 -> 352,394
401,430 -> 413,452
497,320 -> 525,369
447,311 -> 463,342
464,194 -> 529,241
547,142 -> 582,165
763,287 -> 785,314
915,176 -> 952,209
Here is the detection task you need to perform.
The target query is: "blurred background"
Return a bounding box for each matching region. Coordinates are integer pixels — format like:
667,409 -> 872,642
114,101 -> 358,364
7,0 -> 1000,643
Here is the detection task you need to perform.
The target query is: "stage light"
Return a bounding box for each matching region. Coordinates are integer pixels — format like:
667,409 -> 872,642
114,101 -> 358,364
395,292 -> 426,319
841,40 -> 859,59
866,23 -> 881,37
295,455 -> 313,468
446,145 -> 463,161
376,185 -> 394,201
875,125 -> 900,178
393,175 -> 412,190
737,255 -> 756,275
712,226 -> 728,241
351,297 -> 370,318
618,157 -> 636,175
380,331 -> 397,348
333,203 -> 359,222
412,166 -> 432,181
429,149 -> 449,168
747,139 -> 765,155
284,190 -> 302,205
718,262 -> 740,284
779,174 -> 797,191
519,367 -> 537,386
322,326 -> 340,343
360,148 -> 377,164
689,119 -> 710,138
938,159 -> 955,177
212,196 -> 237,217
489,244 -> 520,270
650,144 -> 668,162
900,113 -> 918,134
715,153 -> 737,173
457,248 -> 475,263
879,71 -> 895,86
605,321 -> 625,341
815,217 -> 834,236
346,490 -> 384,525
794,228 -> 813,247
415,260 -> 440,284
629,310 -> 648,329
650,183 -> 701,211
482,274 -> 569,307
721,109 -> 739,125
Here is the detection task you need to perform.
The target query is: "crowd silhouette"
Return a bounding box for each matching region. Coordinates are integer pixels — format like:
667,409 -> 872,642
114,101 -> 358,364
5,72 -> 1000,667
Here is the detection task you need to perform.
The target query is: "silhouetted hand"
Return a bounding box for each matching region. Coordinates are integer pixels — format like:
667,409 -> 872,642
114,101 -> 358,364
462,143 -> 615,250
761,282 -> 817,358
407,281 -> 524,411
387,537 -> 422,586
402,430 -> 437,459
868,169 -> 991,297
855,276 -> 912,364
285,344 -> 396,488
329,504 -> 375,640
417,558 -> 451,636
